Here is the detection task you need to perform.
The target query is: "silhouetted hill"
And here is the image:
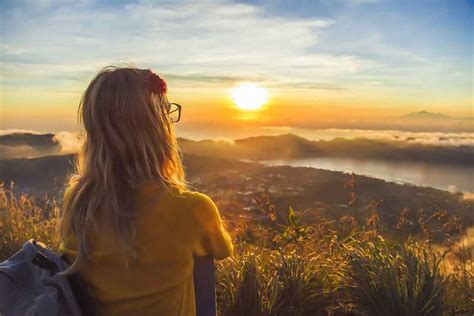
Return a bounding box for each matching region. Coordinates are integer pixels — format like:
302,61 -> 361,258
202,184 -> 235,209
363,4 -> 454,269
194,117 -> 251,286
179,134 -> 321,160
1,153 -> 472,232
0,133 -> 56,147
402,111 -> 452,120
0,154 -> 73,195
0,153 -> 259,196
2,132 -> 472,166
179,134 -> 474,166
0,132 -> 61,159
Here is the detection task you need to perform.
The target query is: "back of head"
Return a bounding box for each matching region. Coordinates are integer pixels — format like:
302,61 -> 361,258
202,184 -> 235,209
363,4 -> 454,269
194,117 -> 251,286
61,66 -> 186,269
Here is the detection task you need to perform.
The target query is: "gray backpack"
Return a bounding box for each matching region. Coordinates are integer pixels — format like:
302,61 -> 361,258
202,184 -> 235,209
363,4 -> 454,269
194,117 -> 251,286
0,240 -> 216,316
0,240 -> 82,316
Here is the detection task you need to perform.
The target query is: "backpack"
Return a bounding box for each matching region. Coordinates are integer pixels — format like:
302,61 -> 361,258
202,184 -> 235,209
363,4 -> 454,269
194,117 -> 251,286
0,240 -> 82,316
0,240 -> 217,316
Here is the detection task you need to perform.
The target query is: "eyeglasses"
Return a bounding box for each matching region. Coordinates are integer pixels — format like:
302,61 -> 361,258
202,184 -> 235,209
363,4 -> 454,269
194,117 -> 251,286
167,103 -> 182,123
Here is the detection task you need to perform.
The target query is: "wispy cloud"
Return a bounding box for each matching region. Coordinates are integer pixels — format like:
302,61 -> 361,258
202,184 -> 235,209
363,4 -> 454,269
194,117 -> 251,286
1,0 -> 349,90
52,131 -> 83,153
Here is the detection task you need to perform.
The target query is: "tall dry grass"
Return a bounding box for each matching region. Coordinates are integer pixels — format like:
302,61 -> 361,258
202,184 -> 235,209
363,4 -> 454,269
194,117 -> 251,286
0,183 -> 472,315
0,182 -> 60,257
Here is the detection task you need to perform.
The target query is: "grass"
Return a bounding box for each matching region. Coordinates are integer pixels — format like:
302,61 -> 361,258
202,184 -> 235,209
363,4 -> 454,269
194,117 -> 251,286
0,182 -> 60,256
0,182 -> 472,315
344,241 -> 446,315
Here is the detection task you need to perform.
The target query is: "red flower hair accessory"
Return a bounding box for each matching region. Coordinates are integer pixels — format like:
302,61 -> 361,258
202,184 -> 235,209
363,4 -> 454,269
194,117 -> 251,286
148,71 -> 167,94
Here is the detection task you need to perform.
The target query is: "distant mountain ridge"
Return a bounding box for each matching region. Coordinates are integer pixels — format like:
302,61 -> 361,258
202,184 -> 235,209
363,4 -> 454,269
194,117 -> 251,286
0,132 -> 61,159
401,111 -> 473,120
1,132 -> 473,166
179,133 -> 474,166
0,132 -> 58,148
402,111 -> 452,120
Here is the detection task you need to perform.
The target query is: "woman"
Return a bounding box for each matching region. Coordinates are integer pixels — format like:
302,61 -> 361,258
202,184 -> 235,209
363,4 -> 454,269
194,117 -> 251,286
60,66 -> 233,316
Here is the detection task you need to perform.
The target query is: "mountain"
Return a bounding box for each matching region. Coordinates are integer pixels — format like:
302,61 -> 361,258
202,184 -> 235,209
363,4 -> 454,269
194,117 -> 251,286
0,133 -> 57,147
179,134 -> 322,161
1,132 -> 473,166
0,153 -> 259,196
179,134 -> 474,166
0,154 -> 72,195
402,111 -> 452,120
0,133 -> 61,159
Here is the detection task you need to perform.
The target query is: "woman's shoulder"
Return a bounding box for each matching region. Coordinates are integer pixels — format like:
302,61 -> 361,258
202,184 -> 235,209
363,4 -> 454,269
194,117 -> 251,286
175,191 -> 224,231
138,182 -> 214,208
172,189 -> 215,209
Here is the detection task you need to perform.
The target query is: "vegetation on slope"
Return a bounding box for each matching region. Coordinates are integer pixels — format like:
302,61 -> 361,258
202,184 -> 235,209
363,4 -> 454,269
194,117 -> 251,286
0,182 -> 472,315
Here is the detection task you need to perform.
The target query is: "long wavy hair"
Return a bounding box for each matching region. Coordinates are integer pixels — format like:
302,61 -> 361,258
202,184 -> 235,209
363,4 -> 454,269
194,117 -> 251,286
61,66 -> 186,271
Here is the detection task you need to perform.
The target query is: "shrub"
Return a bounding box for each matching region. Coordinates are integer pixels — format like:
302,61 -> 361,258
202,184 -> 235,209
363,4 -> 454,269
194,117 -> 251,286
344,241 -> 446,315
267,253 -> 327,315
0,183 -> 60,260
217,251 -> 266,315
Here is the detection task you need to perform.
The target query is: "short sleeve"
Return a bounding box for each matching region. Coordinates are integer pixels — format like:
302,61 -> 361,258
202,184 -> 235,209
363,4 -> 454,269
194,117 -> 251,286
193,193 -> 233,260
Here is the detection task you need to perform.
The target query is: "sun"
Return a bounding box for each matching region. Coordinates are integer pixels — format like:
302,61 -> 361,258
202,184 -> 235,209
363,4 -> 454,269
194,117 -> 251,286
231,84 -> 269,111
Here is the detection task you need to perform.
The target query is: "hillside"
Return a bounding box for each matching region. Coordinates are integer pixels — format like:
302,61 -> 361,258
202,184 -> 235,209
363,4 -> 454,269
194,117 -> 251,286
2,132 -> 473,166
1,152 -> 472,236
179,134 -> 474,165
1,150 -> 473,315
0,132 -> 61,159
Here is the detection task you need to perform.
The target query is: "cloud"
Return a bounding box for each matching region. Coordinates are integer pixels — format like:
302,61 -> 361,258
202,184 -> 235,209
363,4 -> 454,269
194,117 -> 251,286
447,185 -> 458,193
207,126 -> 474,147
0,0 -> 364,92
303,129 -> 474,147
463,192 -> 474,201
0,129 -> 43,136
2,0 -> 472,133
0,130 -> 83,158
52,131 -> 83,154
0,0 -> 471,112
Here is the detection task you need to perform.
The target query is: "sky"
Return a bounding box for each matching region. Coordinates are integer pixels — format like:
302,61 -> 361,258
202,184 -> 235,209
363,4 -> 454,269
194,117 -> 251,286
0,0 -> 472,135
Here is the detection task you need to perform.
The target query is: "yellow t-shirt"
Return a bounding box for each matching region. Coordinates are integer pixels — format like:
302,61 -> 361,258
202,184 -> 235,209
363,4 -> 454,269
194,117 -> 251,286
60,184 -> 233,316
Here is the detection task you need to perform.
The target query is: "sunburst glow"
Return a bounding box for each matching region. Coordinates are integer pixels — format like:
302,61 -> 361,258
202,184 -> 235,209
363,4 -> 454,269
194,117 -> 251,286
231,84 -> 269,111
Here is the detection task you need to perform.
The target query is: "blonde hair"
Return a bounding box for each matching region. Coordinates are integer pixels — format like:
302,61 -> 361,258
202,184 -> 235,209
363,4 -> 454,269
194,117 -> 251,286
61,66 -> 186,270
